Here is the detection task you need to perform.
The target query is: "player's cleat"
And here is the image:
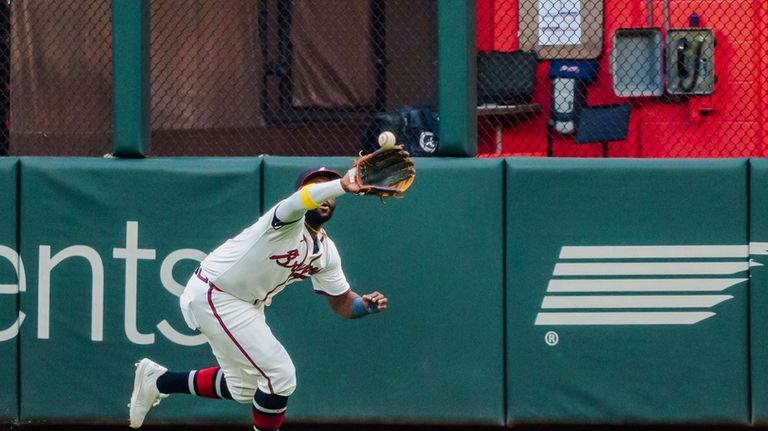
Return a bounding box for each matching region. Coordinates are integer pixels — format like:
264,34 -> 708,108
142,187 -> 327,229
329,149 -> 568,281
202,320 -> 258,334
129,358 -> 169,428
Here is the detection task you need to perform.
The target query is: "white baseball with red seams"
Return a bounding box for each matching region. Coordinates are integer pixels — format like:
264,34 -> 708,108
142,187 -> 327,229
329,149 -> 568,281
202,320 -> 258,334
378,131 -> 397,149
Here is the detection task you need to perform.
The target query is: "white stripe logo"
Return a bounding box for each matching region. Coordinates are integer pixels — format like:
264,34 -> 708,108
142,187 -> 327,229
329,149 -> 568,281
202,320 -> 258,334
535,244 -> 764,326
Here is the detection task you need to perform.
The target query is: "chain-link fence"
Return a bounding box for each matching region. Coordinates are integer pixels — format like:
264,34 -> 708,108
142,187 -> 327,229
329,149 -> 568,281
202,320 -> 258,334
9,0 -> 112,156
150,0 -> 437,156
478,0 -> 767,157
5,0 -> 436,157
0,2 -> 7,156
3,1 -> 767,157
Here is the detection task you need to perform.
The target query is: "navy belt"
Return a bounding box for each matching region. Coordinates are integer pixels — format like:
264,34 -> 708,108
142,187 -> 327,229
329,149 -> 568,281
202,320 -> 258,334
195,267 -> 222,291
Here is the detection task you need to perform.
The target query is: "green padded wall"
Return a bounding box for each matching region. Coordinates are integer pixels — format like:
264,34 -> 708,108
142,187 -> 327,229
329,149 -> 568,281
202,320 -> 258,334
9,156 -> 760,426
0,158 -> 18,421
19,158 -> 261,423
751,158 -> 768,425
506,158 -> 749,425
262,157 -> 505,424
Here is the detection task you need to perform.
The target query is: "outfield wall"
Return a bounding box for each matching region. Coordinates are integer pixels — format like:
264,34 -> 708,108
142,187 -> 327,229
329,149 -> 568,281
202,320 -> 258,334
0,157 -> 764,426
0,158 -> 18,422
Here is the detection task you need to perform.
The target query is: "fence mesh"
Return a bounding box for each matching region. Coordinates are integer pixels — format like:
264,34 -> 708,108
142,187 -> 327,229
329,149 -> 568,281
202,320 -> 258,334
8,0 -> 112,156
149,0 -> 437,156
2,1 -> 766,158
478,0 -> 767,158
0,2 -> 6,156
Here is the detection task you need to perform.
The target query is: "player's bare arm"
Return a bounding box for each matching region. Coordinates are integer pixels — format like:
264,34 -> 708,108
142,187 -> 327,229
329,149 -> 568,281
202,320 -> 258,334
326,290 -> 388,319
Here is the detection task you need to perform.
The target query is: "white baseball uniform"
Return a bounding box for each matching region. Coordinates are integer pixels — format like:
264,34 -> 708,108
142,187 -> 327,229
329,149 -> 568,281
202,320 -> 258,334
179,183 -> 350,403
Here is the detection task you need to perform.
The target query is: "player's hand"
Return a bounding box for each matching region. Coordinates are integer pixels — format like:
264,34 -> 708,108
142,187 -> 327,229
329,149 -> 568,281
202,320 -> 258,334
341,168 -> 361,193
362,291 -> 387,312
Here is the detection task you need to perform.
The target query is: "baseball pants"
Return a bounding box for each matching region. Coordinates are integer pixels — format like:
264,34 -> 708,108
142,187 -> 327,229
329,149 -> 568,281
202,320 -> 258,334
179,270 -> 297,403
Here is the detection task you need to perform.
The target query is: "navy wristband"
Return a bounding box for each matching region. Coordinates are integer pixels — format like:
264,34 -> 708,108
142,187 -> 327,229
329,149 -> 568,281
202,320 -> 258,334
350,297 -> 376,318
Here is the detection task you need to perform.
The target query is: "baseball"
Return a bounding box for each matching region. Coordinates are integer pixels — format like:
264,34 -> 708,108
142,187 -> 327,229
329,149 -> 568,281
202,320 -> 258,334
378,131 -> 397,149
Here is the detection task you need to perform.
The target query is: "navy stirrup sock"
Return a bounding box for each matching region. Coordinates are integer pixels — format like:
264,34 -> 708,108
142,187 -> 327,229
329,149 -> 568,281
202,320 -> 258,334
156,367 -> 232,399
251,389 -> 288,431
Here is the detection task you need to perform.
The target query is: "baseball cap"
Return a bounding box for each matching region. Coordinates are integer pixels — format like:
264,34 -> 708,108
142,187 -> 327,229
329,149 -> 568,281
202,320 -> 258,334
295,167 -> 343,190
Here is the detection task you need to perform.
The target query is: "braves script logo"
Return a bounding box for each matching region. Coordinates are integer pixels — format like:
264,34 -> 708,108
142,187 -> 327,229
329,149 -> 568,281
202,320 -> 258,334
536,243 -> 768,327
270,248 -> 320,281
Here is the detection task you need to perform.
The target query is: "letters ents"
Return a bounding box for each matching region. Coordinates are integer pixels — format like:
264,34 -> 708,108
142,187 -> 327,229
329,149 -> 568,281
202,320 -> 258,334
0,221 -> 206,346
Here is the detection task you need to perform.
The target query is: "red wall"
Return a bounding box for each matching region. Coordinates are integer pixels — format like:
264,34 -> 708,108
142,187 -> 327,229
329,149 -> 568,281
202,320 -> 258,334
476,0 -> 767,157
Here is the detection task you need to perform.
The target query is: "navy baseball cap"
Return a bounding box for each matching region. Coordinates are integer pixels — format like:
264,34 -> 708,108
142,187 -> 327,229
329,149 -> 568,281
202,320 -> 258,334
295,167 -> 343,190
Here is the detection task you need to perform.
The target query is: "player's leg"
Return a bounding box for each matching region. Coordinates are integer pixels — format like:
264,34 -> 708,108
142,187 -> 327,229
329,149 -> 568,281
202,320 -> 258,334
155,365 -> 233,399
195,286 -> 297,431
129,362 -> 234,429
129,275 -> 234,428
252,389 -> 289,431
130,272 -> 297,430
246,348 -> 294,431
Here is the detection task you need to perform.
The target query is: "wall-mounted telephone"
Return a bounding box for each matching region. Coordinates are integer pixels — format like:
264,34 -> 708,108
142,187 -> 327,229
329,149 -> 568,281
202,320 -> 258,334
666,29 -> 715,95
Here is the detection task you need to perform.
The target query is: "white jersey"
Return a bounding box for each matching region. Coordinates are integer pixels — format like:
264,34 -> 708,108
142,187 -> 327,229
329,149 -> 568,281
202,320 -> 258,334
199,203 -> 350,305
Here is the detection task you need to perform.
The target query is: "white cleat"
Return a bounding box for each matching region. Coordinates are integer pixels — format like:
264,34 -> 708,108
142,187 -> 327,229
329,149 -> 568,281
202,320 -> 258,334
129,358 -> 169,428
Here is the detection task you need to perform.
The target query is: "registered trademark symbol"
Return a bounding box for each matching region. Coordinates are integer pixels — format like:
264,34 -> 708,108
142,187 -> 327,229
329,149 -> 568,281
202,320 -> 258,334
545,331 -> 559,346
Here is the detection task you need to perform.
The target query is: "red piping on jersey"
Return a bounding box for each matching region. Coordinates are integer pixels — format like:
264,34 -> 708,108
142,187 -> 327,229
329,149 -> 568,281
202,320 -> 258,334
207,286 -> 275,394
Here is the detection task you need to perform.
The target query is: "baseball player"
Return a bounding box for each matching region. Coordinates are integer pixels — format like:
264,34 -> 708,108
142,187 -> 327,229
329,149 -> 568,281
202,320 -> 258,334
129,166 -> 388,431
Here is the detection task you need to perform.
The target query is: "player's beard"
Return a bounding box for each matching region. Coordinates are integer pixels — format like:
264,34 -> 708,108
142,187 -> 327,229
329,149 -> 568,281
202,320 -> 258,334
305,204 -> 334,226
